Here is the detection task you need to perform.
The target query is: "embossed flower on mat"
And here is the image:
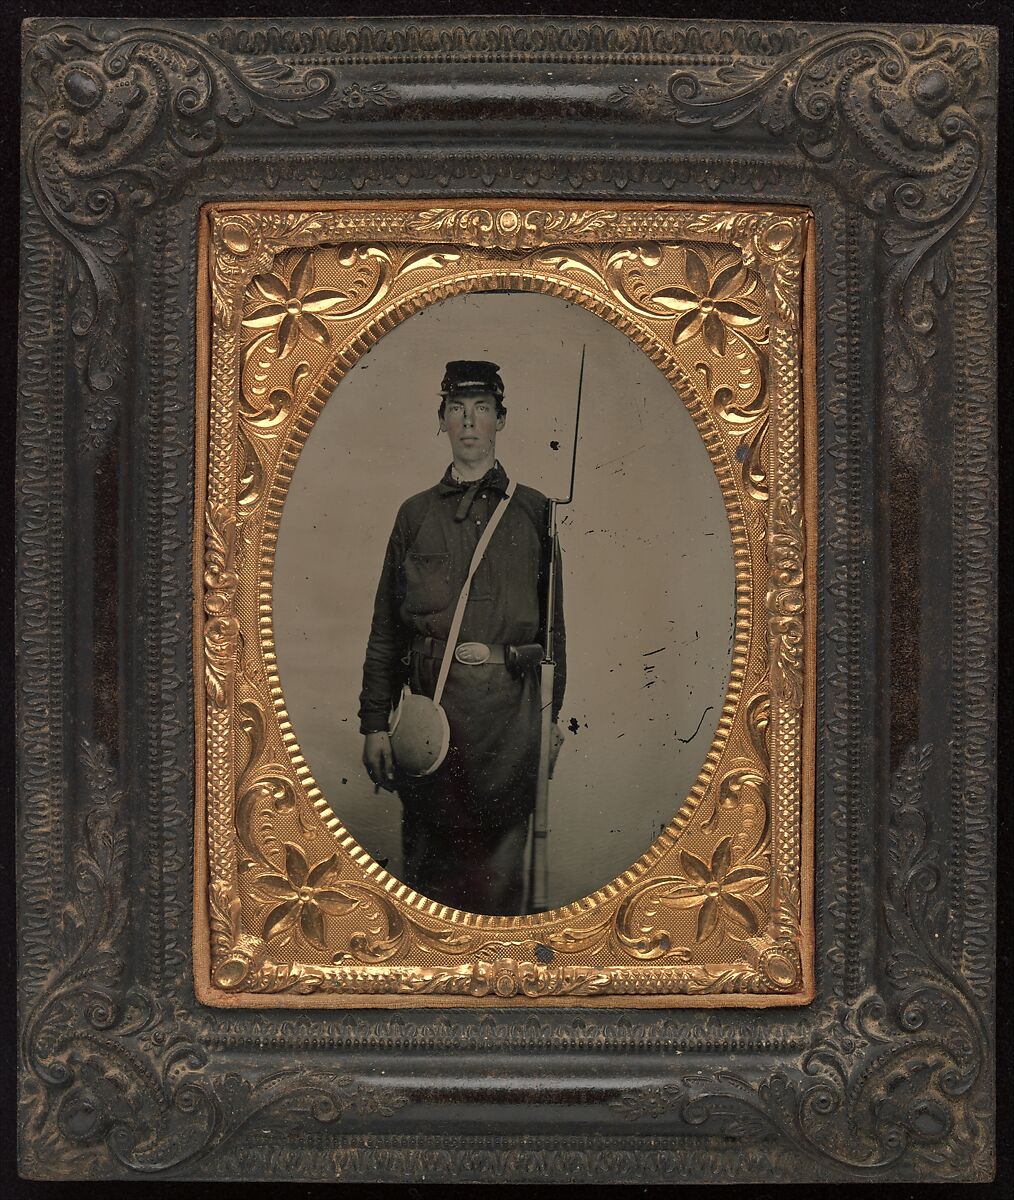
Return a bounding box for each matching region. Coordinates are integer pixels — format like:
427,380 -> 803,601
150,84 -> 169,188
650,247 -> 763,355
662,836 -> 767,942
242,252 -> 350,358
253,844 -> 358,948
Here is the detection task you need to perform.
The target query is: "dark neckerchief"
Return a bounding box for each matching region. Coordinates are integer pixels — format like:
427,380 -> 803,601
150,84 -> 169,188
437,461 -> 510,522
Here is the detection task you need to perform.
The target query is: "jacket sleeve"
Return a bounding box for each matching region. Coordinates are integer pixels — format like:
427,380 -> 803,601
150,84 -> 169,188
358,511 -> 410,734
551,539 -> 567,724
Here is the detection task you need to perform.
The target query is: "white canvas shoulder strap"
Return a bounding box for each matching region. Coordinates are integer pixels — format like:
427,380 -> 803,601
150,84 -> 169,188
433,479 -> 517,706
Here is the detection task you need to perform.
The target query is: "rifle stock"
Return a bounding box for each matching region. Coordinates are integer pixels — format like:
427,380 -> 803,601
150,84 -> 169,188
531,660 -> 554,912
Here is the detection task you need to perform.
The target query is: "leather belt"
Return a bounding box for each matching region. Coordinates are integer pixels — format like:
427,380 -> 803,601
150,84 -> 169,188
412,635 -> 505,665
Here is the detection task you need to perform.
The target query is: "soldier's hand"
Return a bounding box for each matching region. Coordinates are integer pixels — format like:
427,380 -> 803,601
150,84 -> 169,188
363,732 -> 397,792
548,721 -> 565,779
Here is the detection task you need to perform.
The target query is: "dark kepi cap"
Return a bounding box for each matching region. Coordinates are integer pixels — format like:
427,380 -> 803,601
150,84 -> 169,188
441,360 -> 504,398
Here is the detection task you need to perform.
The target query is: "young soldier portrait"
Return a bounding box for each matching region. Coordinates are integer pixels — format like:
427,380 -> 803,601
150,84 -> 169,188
358,360 -> 566,914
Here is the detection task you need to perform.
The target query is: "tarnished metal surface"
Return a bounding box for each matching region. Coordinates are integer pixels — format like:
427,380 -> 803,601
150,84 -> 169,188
17,16 -> 996,1182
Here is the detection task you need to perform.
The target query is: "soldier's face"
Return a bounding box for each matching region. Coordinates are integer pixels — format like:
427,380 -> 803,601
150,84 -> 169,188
439,391 -> 505,463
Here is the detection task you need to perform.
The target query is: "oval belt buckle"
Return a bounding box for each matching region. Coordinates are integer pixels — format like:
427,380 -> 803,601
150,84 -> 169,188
455,641 -> 491,666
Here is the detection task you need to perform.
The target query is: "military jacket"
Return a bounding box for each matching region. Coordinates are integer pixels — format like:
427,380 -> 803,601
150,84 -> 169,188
358,461 -> 566,734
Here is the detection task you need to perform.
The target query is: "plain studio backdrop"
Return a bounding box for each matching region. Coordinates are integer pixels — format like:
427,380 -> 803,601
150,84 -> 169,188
272,290 -> 736,912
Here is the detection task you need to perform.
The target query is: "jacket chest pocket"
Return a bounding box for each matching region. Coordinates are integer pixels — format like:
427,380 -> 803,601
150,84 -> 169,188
403,551 -> 453,615
471,523 -> 536,606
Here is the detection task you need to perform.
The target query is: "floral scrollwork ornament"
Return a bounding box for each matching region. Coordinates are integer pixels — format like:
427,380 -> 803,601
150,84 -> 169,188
667,27 -> 990,460
23,23 -> 401,449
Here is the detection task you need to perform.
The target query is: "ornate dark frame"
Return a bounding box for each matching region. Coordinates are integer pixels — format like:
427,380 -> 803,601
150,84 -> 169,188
16,16 -> 996,1183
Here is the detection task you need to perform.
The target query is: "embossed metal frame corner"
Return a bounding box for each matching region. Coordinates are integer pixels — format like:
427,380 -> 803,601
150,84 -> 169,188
194,199 -> 816,1008
17,15 -> 996,1183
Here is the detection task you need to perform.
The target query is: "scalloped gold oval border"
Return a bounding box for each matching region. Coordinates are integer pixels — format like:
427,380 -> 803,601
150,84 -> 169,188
255,265 -> 754,927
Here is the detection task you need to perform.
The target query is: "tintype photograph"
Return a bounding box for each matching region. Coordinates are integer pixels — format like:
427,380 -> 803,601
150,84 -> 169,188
272,290 -> 734,917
